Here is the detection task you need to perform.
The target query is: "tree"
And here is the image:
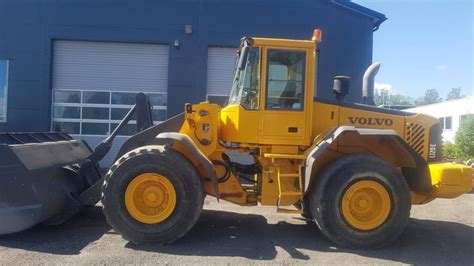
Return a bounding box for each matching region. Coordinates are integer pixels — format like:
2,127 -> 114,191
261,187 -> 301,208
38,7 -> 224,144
442,142 -> 462,159
374,89 -> 389,106
446,87 -> 464,100
416,89 -> 442,105
374,89 -> 414,106
443,116 -> 474,161
389,94 -> 414,105
455,116 -> 474,160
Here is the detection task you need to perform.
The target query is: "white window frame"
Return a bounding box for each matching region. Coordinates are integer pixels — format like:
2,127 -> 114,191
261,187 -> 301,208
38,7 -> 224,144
51,89 -> 167,136
0,60 -> 9,123
439,116 -> 453,131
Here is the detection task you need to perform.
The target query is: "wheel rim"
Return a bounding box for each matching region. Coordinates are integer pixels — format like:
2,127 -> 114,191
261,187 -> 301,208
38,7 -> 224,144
125,173 -> 177,224
341,180 -> 391,231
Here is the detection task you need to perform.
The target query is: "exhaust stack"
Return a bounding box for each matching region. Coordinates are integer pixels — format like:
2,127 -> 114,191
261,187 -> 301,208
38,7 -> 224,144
362,62 -> 381,106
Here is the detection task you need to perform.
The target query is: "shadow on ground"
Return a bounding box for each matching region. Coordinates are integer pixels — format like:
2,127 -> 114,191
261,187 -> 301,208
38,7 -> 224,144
128,210 -> 474,264
1,207 -> 473,264
0,206 -> 111,255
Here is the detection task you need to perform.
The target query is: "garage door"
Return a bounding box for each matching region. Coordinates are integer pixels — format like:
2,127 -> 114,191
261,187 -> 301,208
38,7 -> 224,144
206,47 -> 237,105
51,40 -> 169,167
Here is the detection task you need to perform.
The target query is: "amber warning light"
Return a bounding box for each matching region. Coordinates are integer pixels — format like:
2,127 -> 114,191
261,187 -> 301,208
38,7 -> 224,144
312,29 -> 323,43
185,103 -> 193,113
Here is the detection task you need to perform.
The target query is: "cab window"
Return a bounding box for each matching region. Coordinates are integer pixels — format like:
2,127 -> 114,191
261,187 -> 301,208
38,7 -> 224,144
265,49 -> 306,110
228,48 -> 260,110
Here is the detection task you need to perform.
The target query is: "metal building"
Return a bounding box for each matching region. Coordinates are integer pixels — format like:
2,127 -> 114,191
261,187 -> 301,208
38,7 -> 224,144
0,0 -> 385,165
405,97 -> 474,143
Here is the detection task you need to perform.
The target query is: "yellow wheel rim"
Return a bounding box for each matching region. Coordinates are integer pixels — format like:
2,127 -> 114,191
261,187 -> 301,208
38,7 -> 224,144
341,180 -> 391,231
125,173 -> 177,224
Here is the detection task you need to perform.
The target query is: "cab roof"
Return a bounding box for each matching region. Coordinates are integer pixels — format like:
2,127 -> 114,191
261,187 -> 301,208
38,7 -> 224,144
252,38 -> 316,49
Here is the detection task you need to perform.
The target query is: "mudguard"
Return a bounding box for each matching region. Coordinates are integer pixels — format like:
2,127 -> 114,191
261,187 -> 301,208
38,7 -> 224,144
156,132 -> 220,199
115,113 -> 184,161
304,126 -> 431,192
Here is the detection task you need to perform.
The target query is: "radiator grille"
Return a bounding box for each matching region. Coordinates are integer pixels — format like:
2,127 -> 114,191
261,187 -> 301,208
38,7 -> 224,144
406,123 -> 426,156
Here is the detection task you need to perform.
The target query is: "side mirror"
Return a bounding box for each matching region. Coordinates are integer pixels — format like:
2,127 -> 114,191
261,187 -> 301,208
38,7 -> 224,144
332,76 -> 350,101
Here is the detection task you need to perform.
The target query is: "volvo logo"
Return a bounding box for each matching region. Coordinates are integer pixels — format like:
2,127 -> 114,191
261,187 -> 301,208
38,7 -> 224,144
348,117 -> 394,126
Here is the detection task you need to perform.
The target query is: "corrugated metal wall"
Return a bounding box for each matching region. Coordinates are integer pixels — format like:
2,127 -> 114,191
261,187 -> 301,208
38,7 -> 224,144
53,41 -> 168,92
52,40 -> 169,166
206,47 -> 237,97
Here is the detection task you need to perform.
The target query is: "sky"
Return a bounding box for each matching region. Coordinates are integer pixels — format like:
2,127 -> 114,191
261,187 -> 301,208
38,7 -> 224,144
354,0 -> 473,99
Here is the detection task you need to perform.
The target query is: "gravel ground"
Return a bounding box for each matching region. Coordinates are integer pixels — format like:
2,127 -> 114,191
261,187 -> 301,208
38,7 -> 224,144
0,192 -> 473,265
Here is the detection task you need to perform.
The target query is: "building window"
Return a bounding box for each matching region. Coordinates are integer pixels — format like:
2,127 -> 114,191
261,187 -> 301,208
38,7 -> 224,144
0,60 -> 9,122
52,89 -> 167,136
439,116 -> 452,130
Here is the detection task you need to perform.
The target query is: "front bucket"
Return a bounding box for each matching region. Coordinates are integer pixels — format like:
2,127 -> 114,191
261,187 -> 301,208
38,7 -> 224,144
0,133 -> 93,235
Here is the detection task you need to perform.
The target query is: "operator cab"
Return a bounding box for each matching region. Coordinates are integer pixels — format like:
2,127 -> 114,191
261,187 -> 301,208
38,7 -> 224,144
220,37 -> 316,146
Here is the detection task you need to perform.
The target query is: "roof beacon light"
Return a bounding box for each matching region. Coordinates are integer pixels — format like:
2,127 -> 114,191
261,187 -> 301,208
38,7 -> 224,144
185,103 -> 193,113
312,29 -> 323,43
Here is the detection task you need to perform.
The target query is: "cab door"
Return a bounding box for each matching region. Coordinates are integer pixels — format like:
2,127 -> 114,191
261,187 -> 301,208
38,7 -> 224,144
259,47 -> 312,145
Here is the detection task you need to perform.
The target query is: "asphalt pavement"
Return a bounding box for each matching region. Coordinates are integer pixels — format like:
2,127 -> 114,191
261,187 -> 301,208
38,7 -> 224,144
0,192 -> 473,265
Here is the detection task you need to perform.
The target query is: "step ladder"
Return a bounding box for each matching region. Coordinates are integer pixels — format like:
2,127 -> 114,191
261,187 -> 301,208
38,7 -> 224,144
264,153 -> 306,214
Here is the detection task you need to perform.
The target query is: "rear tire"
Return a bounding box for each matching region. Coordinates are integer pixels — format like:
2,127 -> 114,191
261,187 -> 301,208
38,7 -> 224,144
101,145 -> 204,244
309,155 -> 411,248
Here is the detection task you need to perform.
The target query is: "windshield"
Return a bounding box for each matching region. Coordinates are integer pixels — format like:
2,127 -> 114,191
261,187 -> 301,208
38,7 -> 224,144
228,48 -> 260,110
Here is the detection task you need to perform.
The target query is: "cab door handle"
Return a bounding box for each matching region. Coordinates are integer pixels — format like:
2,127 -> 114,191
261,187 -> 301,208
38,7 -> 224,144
288,127 -> 298,133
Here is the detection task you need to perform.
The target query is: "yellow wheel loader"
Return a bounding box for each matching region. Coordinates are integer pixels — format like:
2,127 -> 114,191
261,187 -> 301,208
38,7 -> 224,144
1,32 -> 472,248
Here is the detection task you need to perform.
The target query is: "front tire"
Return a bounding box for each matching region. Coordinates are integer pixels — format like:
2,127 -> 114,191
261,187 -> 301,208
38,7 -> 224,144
309,155 -> 411,248
101,145 -> 204,244
294,196 -> 312,220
